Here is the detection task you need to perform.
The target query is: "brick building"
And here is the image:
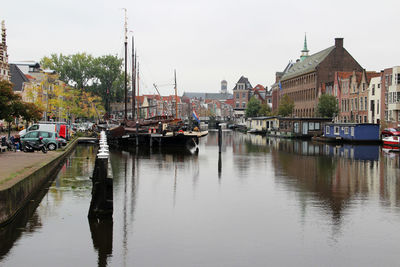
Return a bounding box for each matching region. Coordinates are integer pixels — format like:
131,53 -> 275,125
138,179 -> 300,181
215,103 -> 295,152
334,70 -> 380,123
272,62 -> 293,112
0,20 -> 9,81
232,76 -> 252,118
279,37 -> 363,117
386,66 -> 400,125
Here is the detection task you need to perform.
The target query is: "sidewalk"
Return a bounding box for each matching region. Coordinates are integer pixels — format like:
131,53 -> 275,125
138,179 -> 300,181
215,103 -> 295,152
0,150 -> 59,190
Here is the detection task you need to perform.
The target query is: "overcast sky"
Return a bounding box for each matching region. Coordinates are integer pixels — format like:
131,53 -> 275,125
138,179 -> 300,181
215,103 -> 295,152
2,0 -> 399,95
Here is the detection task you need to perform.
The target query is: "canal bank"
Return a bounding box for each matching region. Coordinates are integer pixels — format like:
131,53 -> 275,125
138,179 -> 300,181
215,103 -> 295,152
0,138 -> 80,226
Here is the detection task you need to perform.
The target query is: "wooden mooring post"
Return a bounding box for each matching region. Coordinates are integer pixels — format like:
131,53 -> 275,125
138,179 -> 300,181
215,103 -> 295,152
88,131 -> 113,219
218,123 -> 222,154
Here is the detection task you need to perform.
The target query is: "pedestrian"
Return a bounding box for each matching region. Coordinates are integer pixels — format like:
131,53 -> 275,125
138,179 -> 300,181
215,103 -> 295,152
14,134 -> 21,151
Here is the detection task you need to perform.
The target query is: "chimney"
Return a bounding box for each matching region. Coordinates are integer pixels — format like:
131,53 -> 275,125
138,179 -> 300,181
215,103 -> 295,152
335,38 -> 343,48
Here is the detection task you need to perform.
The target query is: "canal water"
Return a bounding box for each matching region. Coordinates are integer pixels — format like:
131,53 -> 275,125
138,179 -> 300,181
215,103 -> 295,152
1,131 -> 400,266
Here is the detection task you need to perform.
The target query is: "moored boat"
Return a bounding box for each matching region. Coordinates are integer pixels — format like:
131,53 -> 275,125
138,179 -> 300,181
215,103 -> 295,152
382,135 -> 400,148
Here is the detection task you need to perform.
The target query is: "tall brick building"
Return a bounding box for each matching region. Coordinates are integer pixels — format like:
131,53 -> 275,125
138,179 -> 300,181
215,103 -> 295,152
0,20 -> 9,81
232,76 -> 252,118
279,38 -> 363,117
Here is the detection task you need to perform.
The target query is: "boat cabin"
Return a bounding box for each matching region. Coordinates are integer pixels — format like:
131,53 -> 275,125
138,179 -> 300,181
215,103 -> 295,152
323,123 -> 380,141
277,117 -> 331,138
247,116 -> 279,134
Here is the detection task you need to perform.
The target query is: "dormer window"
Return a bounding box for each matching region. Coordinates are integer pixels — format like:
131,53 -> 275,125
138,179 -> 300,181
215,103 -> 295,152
237,83 -> 245,90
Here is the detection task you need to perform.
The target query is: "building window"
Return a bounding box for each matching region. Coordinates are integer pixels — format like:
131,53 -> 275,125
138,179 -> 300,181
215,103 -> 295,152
235,102 -> 239,108
242,102 -> 245,108
360,98 -> 363,110
242,92 -> 246,98
365,97 -> 367,110
377,100 -> 379,114
364,116 -> 367,123
344,127 -> 349,135
378,83 -> 380,88
372,84 -> 375,95
236,93 -> 239,99
334,126 -> 340,135
326,126 -> 330,134
315,122 -> 320,130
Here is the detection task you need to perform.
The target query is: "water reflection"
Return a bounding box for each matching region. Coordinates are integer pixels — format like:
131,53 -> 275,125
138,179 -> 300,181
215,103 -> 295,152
88,218 -> 113,267
2,132 -> 400,266
269,137 -> 400,231
0,145 -> 96,265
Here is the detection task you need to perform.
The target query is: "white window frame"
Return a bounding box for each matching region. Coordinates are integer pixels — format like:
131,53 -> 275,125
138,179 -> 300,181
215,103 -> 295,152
334,126 -> 340,135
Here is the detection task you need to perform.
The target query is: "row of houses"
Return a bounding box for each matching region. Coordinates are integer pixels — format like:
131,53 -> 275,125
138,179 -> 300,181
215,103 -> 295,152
227,35 -> 399,129
269,36 -> 399,128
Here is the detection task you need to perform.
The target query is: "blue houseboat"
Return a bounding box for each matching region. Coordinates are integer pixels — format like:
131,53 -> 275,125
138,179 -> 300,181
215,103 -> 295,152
323,123 -> 380,142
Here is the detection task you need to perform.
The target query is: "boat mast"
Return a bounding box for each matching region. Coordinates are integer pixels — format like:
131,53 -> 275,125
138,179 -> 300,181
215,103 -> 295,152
131,36 -> 136,120
137,62 -> 140,119
123,8 -> 128,120
174,69 -> 178,119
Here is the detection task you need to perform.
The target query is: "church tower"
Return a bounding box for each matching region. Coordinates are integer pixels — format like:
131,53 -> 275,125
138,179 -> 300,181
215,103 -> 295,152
0,20 -> 10,81
300,33 -> 309,62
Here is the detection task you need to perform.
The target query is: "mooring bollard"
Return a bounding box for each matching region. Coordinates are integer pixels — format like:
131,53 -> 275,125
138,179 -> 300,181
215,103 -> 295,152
218,123 -> 222,154
136,121 -> 139,147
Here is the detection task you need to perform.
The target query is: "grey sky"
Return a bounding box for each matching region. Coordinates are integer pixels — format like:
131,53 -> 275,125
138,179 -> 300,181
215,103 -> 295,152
2,0 -> 399,96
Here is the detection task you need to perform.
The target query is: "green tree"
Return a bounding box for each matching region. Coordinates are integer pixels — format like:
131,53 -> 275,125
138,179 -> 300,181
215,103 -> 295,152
245,96 -> 261,117
258,102 -> 272,116
278,94 -> 294,117
41,53 -> 94,91
41,53 -> 126,113
90,55 -> 125,109
317,94 -> 338,118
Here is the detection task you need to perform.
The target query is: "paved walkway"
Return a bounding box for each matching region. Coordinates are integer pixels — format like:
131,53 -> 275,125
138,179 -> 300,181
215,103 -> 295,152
0,150 -> 59,190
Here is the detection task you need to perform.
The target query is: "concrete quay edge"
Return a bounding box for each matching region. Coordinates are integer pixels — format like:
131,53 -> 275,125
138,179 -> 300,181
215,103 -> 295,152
0,137 -> 81,226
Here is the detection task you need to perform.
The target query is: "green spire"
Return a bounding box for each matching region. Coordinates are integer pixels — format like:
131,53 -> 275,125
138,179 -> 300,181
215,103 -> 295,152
300,33 -> 309,61
302,33 -> 308,52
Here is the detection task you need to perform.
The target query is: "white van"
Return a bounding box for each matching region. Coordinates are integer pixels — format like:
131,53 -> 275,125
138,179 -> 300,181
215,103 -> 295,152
19,124 -> 57,136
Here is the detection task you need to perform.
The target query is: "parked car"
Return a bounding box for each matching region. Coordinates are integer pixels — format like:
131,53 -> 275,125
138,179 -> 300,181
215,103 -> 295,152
19,124 -> 57,136
381,127 -> 400,137
21,130 -> 62,151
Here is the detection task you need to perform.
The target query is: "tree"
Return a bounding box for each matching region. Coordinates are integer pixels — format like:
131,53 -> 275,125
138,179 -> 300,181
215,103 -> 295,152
258,102 -> 272,116
90,55 -> 125,110
317,94 -> 338,118
278,94 -> 294,117
0,80 -> 43,136
245,97 -> 261,117
41,53 -> 94,91
41,53 -> 126,113
20,102 -> 43,123
0,80 -> 20,121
